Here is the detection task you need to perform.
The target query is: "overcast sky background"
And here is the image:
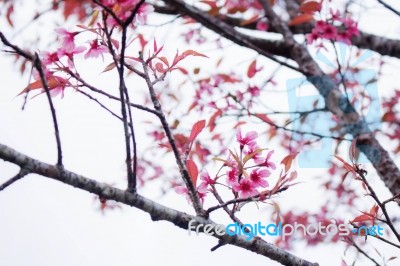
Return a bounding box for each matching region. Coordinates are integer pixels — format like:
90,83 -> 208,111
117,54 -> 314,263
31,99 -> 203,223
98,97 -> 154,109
1,0 -> 400,265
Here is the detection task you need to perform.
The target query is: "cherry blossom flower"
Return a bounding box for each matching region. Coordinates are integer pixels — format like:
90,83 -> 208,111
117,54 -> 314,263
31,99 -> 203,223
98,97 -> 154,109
135,4 -> 154,24
245,145 -> 263,164
306,31 -> 319,44
84,40 -> 108,59
248,85 -> 260,97
198,172 -> 215,193
226,168 -> 238,186
55,28 -> 79,52
102,0 -> 116,7
256,20 -> 268,31
57,46 -> 86,68
320,24 -> 337,40
260,150 -> 276,169
233,178 -> 258,198
236,128 -> 257,148
42,51 -> 59,66
249,169 -> 270,188
174,185 -> 206,204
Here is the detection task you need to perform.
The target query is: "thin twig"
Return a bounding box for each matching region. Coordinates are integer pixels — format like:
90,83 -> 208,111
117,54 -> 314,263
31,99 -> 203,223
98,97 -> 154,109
0,169 -> 29,191
377,0 -> 400,17
33,54 -> 63,166
347,237 -> 382,266
356,167 -> 400,243
140,55 -> 204,215
77,90 -> 125,122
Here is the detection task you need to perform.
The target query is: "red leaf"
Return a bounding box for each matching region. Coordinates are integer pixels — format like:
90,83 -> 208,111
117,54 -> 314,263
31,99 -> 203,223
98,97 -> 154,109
288,14 -> 314,26
334,155 -> 356,174
189,120 -> 206,142
382,111 -> 396,122
255,113 -> 274,124
176,67 -> 188,75
6,4 -> 14,27
17,76 -> 70,96
208,109 -> 222,132
369,204 -> 379,217
351,214 -> 373,223
298,1 -> 321,14
172,50 -> 208,67
281,153 -> 298,172
186,159 -> 199,186
349,138 -> 357,163
247,59 -> 259,78
155,62 -> 167,73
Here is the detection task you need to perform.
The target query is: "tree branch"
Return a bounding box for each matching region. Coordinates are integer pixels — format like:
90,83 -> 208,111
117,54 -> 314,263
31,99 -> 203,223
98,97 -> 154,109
0,169 -> 29,191
0,142 -> 319,266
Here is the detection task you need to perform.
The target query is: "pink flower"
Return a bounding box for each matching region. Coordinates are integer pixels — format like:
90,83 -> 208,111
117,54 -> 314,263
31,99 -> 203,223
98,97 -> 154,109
330,9 -> 341,21
55,28 -> 79,52
256,20 -> 268,31
226,168 -> 238,186
119,0 -> 139,8
306,31 -> 320,44
84,40 -> 108,59
260,150 -> 276,169
320,24 -> 337,40
248,85 -> 260,97
198,172 -> 215,193
57,46 -> 86,68
335,31 -> 352,45
42,51 -> 59,66
102,0 -> 116,7
245,145 -> 263,164
343,18 -> 359,37
136,3 -> 154,24
236,128 -> 258,148
249,169 -> 270,188
233,178 -> 258,198
174,185 -> 206,204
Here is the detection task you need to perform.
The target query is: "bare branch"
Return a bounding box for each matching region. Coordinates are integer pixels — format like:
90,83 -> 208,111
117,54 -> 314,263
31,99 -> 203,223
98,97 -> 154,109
140,56 -> 205,216
0,169 -> 29,191
0,142 -> 319,266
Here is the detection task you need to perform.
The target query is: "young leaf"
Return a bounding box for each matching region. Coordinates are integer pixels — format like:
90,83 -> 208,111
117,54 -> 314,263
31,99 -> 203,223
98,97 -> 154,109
208,109 -> 222,132
186,159 -> 199,186
102,62 -> 116,73
189,120 -> 206,142
334,155 -> 356,174
350,214 -> 373,223
172,50 -> 208,67
288,14 -> 314,26
281,153 -> 298,172
247,59 -> 258,78
298,1 -> 321,14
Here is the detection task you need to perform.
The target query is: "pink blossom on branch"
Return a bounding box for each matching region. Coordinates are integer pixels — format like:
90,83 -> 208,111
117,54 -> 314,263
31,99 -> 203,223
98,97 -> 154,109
233,178 -> 258,198
236,128 -> 258,149
84,40 -> 108,59
197,172 -> 215,193
55,28 -> 79,52
57,46 -> 86,68
249,169 -> 271,188
174,185 -> 206,204
260,150 -> 276,169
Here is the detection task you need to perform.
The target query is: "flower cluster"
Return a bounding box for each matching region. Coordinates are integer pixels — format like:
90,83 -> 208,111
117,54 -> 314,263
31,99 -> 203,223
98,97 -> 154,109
102,0 -> 154,26
175,128 -> 276,203
307,10 -> 359,45
228,128 -> 276,198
